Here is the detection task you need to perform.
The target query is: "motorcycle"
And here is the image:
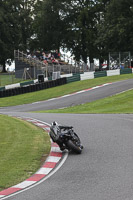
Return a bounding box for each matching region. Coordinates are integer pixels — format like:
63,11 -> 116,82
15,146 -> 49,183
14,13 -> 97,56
49,121 -> 83,154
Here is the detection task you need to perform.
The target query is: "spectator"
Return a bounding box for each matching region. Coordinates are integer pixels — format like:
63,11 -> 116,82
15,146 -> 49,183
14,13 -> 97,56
43,59 -> 48,65
35,51 -> 42,59
42,52 -> 47,60
51,55 -> 59,64
54,49 -> 60,59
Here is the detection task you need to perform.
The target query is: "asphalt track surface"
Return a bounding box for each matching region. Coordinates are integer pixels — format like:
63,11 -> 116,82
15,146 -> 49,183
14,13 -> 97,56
1,78 -> 133,200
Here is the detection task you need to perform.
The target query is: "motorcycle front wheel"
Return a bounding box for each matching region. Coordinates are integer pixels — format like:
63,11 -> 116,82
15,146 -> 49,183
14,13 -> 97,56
66,140 -> 82,154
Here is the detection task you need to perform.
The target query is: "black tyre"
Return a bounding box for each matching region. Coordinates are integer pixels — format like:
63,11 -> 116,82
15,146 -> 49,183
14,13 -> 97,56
66,140 -> 82,154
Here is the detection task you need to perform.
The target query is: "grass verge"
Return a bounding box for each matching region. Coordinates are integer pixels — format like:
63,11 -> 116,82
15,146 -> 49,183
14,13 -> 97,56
36,89 -> 133,114
0,74 -> 21,87
0,115 -> 51,191
0,74 -> 133,107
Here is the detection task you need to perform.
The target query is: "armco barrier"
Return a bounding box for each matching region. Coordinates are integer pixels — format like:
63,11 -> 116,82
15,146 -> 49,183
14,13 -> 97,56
48,77 -> 52,81
61,73 -> 73,78
66,74 -> 80,83
5,83 -> 20,90
80,72 -> 94,80
94,71 -> 107,78
20,80 -> 34,87
120,68 -> 132,75
107,69 -> 120,76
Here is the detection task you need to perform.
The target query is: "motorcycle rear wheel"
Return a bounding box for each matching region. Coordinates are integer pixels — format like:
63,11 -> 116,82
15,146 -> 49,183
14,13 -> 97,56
67,140 -> 82,154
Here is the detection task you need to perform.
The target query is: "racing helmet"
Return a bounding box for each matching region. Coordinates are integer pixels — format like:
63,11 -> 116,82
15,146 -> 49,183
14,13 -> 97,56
52,121 -> 58,126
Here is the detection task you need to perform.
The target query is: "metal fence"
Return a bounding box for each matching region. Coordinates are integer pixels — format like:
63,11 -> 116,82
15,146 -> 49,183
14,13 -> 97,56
14,50 -> 88,80
109,52 -> 131,69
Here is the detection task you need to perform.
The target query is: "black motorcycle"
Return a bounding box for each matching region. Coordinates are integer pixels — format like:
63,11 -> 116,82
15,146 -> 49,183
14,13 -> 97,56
49,121 -> 83,154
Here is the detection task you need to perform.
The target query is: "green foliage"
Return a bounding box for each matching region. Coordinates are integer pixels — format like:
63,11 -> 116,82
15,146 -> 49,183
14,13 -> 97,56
32,0 -> 66,51
61,0 -> 100,64
1,0 -> 133,70
0,0 -> 34,70
96,0 -> 133,53
32,0 -> 101,63
0,115 -> 50,190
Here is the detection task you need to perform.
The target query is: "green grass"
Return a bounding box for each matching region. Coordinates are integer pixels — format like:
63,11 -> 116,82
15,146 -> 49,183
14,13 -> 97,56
0,74 -> 22,87
0,115 -> 51,191
0,74 -> 133,107
36,89 -> 133,114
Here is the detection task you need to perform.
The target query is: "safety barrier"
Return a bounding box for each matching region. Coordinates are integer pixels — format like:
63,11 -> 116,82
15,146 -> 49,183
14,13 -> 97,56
61,73 -> 73,78
80,72 -> 94,80
20,81 -> 34,87
0,78 -> 67,98
5,83 -> 20,90
107,69 -> 120,76
94,71 -> 107,78
0,68 -> 133,98
120,68 -> 132,75
66,74 -> 80,83
0,86 -> 5,91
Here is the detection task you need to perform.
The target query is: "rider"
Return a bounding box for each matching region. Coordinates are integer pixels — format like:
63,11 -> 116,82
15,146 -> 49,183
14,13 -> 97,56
51,121 -> 73,151
51,121 -> 83,151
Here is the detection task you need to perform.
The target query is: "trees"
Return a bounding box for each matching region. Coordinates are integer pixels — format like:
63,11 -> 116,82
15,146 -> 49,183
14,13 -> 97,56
0,0 -> 20,71
33,0 -> 100,68
18,0 -> 35,51
0,0 -> 34,72
94,0 -> 111,69
32,0 -> 67,52
96,0 -> 133,58
61,0 -> 100,67
1,0 -> 133,71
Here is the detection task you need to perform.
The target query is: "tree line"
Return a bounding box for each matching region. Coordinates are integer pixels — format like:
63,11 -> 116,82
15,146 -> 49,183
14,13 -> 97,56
0,0 -> 133,71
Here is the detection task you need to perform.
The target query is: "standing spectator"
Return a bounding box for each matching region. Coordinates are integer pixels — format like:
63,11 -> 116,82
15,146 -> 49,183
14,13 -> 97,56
51,55 -> 59,64
35,51 -> 42,60
54,49 -> 60,59
42,52 -> 47,60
